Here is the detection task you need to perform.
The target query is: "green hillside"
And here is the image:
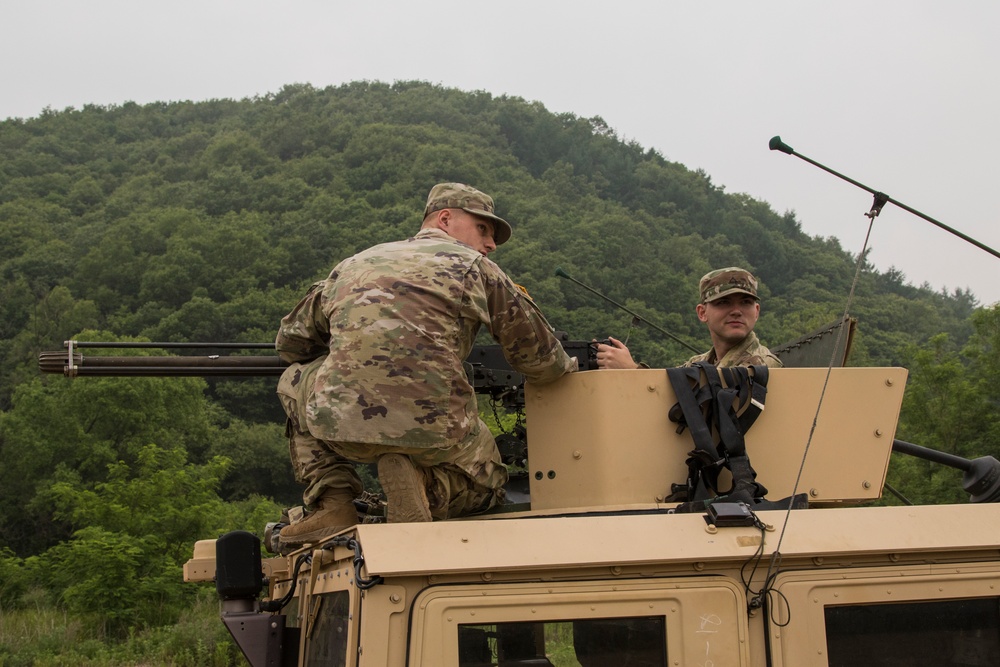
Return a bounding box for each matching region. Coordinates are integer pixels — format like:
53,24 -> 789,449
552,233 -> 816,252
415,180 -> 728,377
0,81 -> 979,388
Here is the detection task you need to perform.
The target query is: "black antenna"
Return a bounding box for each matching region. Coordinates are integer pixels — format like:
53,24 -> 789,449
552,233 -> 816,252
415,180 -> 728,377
769,135 -> 1000,260
555,267 -> 701,353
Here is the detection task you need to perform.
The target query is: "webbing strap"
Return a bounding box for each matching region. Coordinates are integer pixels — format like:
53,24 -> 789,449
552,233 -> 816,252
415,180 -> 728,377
666,366 -> 715,454
667,366 -> 723,502
665,363 -> 770,508
715,366 -> 768,429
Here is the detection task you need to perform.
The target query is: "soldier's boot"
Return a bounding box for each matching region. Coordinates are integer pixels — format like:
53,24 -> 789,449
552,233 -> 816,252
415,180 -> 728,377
278,490 -> 358,548
377,454 -> 432,523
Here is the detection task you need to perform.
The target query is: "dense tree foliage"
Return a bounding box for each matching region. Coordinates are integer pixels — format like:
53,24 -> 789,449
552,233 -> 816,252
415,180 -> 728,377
889,305 -> 1000,504
0,82 -> 994,655
0,81 -> 978,396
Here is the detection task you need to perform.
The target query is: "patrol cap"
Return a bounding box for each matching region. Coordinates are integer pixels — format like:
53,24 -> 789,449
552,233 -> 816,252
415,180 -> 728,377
699,267 -> 759,303
424,183 -> 512,245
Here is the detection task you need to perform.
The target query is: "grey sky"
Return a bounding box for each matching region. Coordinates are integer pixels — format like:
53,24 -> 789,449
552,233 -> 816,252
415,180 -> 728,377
4,1 -> 999,305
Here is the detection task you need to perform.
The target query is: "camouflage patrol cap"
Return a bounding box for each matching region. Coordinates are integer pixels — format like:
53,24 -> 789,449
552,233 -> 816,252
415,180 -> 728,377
699,267 -> 759,303
423,183 -> 512,245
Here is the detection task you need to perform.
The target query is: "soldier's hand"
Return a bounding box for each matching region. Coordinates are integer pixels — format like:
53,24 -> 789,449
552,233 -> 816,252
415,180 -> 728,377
595,337 -> 639,369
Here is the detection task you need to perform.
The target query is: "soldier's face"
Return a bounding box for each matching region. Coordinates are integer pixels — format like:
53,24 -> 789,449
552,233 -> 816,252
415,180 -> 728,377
696,294 -> 760,344
444,210 -> 497,255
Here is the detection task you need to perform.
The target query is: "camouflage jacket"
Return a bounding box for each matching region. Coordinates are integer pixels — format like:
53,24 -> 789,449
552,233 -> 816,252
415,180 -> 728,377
684,331 -> 783,369
275,229 -> 576,447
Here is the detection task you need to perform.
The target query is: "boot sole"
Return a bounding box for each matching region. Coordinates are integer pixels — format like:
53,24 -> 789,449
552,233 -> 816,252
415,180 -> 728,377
278,505 -> 359,547
378,454 -> 432,523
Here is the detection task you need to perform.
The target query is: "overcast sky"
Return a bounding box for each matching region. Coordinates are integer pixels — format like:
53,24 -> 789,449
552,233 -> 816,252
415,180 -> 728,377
4,1 -> 999,305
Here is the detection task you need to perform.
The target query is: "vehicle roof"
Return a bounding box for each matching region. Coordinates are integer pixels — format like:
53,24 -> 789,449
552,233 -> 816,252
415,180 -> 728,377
352,502 -> 1000,577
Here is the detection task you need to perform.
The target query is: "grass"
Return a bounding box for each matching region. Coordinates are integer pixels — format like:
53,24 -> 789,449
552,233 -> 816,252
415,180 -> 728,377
0,588 -> 243,667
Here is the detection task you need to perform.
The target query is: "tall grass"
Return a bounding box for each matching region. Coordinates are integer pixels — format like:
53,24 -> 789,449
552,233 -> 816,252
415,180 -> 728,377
0,588 -> 243,667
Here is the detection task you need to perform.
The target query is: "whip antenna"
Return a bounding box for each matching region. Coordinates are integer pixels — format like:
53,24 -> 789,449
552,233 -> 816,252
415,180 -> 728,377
555,267 -> 701,353
769,135 -> 1000,259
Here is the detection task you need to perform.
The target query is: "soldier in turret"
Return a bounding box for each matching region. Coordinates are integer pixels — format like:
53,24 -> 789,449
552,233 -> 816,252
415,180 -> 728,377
595,267 -> 782,369
274,183 -> 576,548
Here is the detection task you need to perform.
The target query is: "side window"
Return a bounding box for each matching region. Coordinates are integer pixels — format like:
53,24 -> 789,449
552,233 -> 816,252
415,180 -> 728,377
412,578 -> 748,666
458,617 -> 665,667
773,564 -> 1000,666
305,591 -> 351,667
825,597 -> 1000,666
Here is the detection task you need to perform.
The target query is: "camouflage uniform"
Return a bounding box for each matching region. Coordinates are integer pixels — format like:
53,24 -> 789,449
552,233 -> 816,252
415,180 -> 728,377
684,331 -> 782,368
276,227 -> 576,519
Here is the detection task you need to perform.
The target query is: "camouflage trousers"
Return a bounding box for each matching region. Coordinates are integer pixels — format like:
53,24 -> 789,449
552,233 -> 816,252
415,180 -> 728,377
277,362 -> 508,520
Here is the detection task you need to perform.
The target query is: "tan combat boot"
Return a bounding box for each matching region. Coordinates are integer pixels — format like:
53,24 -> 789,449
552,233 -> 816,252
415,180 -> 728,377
377,454 -> 432,523
278,490 -> 358,548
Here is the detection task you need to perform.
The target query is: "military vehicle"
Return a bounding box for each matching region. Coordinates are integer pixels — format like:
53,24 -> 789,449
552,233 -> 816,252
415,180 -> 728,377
42,325 -> 1000,667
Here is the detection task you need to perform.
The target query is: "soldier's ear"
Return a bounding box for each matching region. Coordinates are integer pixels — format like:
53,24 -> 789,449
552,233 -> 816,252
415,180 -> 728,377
423,209 -> 451,235
437,209 -> 452,230
696,303 -> 708,322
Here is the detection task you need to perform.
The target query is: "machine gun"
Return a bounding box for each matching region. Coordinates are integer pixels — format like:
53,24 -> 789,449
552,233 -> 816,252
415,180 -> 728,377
38,335 -> 598,400
38,335 -> 603,513
38,334 -> 599,470
38,331 -> 1000,507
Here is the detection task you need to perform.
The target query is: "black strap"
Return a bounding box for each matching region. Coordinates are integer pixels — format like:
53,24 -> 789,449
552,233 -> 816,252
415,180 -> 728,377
667,366 -> 724,502
666,363 -> 771,510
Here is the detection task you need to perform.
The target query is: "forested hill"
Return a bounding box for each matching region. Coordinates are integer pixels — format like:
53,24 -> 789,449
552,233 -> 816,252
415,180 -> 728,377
0,81 -> 978,395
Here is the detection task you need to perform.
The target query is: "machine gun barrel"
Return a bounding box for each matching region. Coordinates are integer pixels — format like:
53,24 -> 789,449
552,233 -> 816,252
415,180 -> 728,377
39,338 -> 595,391
38,350 -> 287,377
66,341 -> 277,349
